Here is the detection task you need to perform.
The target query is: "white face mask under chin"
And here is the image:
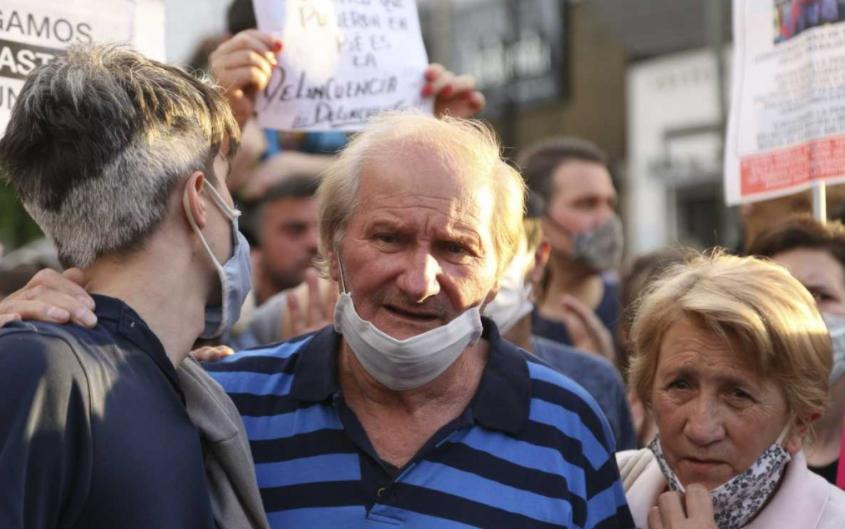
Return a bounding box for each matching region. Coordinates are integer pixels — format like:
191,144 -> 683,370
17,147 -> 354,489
332,254 -> 484,391
648,425 -> 792,529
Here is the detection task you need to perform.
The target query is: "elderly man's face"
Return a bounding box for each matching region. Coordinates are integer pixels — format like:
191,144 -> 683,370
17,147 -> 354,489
650,317 -> 794,490
332,144 -> 499,340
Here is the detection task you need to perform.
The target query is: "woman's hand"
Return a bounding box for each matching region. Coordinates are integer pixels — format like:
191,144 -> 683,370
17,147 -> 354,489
648,485 -> 717,529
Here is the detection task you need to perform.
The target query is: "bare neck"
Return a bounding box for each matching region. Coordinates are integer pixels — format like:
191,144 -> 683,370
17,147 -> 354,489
338,339 -> 489,415
539,251 -> 604,313
84,236 -> 211,368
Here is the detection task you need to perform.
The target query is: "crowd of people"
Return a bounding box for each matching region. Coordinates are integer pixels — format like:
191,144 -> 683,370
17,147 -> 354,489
0,1 -> 845,528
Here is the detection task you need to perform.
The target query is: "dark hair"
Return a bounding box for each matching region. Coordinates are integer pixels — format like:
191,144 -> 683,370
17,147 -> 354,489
227,0 -> 257,34
242,174 -> 321,246
748,214 -> 845,273
260,174 -> 321,204
517,136 -> 610,208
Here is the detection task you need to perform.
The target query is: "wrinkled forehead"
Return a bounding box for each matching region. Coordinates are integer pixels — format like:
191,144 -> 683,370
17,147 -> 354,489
355,150 -> 497,237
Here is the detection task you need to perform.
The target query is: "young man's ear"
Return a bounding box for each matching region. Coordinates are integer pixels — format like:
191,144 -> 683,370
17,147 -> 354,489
183,171 -> 208,230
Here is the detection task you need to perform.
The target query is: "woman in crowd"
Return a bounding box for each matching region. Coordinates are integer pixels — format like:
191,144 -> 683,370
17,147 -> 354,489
748,215 -> 845,485
617,252 -> 845,529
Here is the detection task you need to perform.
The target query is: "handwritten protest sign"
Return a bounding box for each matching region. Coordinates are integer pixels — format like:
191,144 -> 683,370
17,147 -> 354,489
0,0 -> 164,136
725,0 -> 845,204
252,0 -> 432,131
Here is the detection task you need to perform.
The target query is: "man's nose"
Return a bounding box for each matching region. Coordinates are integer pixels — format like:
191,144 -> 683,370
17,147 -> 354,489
397,250 -> 441,303
683,398 -> 726,446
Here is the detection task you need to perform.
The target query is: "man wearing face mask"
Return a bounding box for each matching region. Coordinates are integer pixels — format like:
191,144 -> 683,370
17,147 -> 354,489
203,114 -> 634,528
518,137 -> 623,363
749,215 -> 845,487
0,45 -> 268,529
482,193 -> 636,450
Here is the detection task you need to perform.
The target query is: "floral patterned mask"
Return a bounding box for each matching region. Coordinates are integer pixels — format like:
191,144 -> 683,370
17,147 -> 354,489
648,428 -> 791,529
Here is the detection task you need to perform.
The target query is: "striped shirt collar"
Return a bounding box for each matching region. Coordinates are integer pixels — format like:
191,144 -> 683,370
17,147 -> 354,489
290,318 -> 531,436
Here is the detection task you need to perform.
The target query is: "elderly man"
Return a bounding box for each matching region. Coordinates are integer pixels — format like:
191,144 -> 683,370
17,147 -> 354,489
201,114 -> 634,528
3,113 -> 635,527
0,45 -> 268,528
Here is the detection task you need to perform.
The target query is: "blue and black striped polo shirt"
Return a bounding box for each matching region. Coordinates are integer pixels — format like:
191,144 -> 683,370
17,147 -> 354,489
205,320 -> 635,529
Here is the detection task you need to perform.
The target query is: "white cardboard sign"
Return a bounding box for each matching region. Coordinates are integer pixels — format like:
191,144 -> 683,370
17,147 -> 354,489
725,0 -> 845,204
0,0 -> 164,136
252,0 -> 432,132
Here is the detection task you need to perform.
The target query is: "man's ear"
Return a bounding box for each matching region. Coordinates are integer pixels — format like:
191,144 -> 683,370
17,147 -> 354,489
530,241 -> 551,285
183,171 -> 208,231
328,247 -> 340,284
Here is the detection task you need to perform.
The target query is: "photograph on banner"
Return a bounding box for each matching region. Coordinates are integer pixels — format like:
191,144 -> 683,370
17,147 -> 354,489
252,0 -> 432,132
0,0 -> 164,136
725,0 -> 845,205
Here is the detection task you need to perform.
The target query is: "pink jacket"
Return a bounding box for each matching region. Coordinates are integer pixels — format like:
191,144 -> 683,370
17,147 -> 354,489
616,449 -> 845,529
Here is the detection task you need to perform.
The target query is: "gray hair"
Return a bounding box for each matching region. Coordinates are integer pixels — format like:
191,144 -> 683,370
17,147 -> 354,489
0,44 -> 239,268
317,112 -> 525,279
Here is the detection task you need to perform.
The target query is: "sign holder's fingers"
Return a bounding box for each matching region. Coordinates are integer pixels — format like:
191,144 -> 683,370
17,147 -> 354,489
216,29 -> 278,57
450,74 -> 477,95
214,49 -> 275,78
424,63 -> 446,82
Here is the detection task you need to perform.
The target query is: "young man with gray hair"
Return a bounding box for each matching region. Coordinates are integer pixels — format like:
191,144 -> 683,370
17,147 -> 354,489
0,45 -> 268,528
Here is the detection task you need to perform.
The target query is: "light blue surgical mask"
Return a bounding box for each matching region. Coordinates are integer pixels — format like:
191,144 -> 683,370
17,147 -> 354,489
185,182 -> 253,339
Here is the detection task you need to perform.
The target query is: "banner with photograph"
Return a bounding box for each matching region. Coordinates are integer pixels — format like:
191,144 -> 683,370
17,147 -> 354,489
0,0 -> 164,135
725,0 -> 845,204
252,0 -> 432,132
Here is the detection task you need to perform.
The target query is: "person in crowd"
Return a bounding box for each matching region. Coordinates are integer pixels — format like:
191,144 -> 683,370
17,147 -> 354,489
217,0 -> 486,130
247,174 -> 321,306
0,44 -> 270,529
225,174 -> 324,348
748,215 -> 845,486
618,246 -> 697,447
2,113 -> 637,529
482,191 -> 635,450
517,137 -> 622,363
206,113 -> 634,528
617,252 -> 845,529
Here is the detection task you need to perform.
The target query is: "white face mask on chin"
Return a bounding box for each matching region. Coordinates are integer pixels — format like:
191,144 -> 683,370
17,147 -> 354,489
332,254 -> 484,391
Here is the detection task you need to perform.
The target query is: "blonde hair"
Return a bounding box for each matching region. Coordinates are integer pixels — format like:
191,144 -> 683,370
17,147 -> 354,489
317,112 -> 525,278
629,251 -> 831,423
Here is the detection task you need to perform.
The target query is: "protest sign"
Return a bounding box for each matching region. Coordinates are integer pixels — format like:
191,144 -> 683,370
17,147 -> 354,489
252,0 -> 432,132
0,0 -> 164,136
725,0 -> 845,205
